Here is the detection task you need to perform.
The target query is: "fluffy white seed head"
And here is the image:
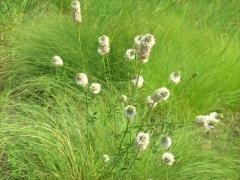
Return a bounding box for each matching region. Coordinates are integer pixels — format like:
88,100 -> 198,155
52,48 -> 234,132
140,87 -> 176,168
90,83 -> 101,94
208,112 -> 222,124
150,87 -> 170,103
98,35 -> 109,46
196,112 -> 222,132
195,115 -> 209,126
141,58 -> 149,64
120,95 -> 128,103
98,35 -> 110,55
125,49 -> 136,61
170,71 -> 181,84
134,35 -> 143,49
71,0 -> 81,23
146,96 -> 157,108
141,34 -> 156,48
75,73 -> 88,87
162,152 -> 175,166
135,132 -> 150,151
98,46 -> 110,56
136,34 -> 156,63
52,56 -> 63,67
102,154 -> 110,163
160,136 -> 172,149
124,105 -> 136,120
203,123 -> 215,132
132,75 -> 144,88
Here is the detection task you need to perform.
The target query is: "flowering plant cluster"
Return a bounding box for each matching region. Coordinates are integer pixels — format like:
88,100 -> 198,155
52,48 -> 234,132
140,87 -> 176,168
50,0 -> 224,177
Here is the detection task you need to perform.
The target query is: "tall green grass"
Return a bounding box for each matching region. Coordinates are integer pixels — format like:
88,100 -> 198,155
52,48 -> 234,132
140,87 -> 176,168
0,0 -> 240,179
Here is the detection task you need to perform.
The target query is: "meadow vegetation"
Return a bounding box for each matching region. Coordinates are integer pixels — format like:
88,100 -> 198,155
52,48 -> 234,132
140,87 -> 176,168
0,0 -> 240,179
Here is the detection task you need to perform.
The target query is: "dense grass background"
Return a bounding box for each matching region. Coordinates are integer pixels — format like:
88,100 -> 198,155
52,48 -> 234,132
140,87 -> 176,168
0,0 -> 240,179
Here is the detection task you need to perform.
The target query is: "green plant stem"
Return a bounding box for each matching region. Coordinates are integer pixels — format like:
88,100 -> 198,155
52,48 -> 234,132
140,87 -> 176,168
122,150 -> 140,177
78,25 -> 85,71
118,119 -> 130,153
84,87 -> 90,139
131,60 -> 142,101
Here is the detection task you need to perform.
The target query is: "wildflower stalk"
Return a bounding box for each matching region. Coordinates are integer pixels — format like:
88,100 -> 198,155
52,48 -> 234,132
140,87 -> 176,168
122,150 -> 140,177
113,104 -> 117,148
78,27 -> 85,71
84,87 -> 90,139
102,55 -> 117,149
106,55 -> 111,80
131,60 -> 143,100
118,119 -> 130,153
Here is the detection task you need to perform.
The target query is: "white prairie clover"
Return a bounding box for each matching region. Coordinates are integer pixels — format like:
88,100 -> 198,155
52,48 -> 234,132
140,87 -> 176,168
52,55 -> 63,67
102,154 -> 110,163
162,152 -> 175,166
204,123 -> 215,132
195,112 -> 222,132
149,87 -> 170,105
195,115 -> 209,126
125,49 -> 136,61
135,34 -> 156,63
132,75 -> 144,88
208,112 -> 222,124
75,73 -> 88,87
196,112 -> 222,126
90,83 -> 101,94
170,71 -> 181,84
120,95 -> 128,103
71,0 -> 81,24
134,35 -> 143,49
146,96 -> 157,108
160,136 -> 172,149
98,35 -> 110,55
124,105 -> 136,120
135,132 -> 150,151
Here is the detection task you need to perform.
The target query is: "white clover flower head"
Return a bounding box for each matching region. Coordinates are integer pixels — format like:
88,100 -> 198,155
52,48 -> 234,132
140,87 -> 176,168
137,45 -> 151,61
196,112 -> 222,131
98,35 -> 110,55
102,154 -> 110,163
134,35 -> 143,49
170,71 -> 181,84
75,73 -> 88,87
162,152 -> 175,166
160,136 -> 172,149
195,114 -> 216,132
125,49 -> 136,61
133,34 -> 155,63
146,96 -> 157,108
203,122 -> 215,132
151,87 -> 170,103
208,112 -> 222,124
141,33 -> 156,48
98,35 -> 109,46
135,132 -> 150,151
52,55 -> 63,67
97,47 -> 110,56
120,95 -> 128,103
141,58 -> 149,64
90,83 -> 101,94
71,0 -> 81,23
196,112 -> 222,132
195,115 -> 209,126
132,75 -> 144,88
124,105 -> 136,120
